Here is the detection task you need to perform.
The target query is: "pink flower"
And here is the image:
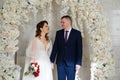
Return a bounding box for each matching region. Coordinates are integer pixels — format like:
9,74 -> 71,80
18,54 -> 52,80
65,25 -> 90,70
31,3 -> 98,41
96,69 -> 103,77
101,31 -> 106,36
68,0 -> 72,3
6,45 -> 12,52
10,20 -> 16,25
4,31 -> 9,37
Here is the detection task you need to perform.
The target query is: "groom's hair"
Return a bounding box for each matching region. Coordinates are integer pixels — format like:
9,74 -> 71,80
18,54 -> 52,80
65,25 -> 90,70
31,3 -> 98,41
61,15 -> 72,25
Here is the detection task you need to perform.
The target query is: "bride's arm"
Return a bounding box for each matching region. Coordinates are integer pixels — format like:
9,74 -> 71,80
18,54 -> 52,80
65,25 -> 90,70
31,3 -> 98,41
29,38 -> 37,62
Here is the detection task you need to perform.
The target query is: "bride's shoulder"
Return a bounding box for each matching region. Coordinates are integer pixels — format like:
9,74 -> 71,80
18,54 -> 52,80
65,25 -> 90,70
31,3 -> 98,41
48,38 -> 52,44
31,37 -> 38,43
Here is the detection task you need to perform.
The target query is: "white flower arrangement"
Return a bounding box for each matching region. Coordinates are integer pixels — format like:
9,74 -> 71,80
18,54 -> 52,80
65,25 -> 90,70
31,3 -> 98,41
0,56 -> 21,80
0,0 -> 114,80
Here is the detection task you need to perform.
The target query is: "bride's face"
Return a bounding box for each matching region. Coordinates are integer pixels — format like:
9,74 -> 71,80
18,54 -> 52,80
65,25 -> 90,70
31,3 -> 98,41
41,23 -> 49,34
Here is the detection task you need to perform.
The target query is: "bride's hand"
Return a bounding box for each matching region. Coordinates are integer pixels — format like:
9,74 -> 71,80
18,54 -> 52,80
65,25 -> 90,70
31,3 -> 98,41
75,65 -> 81,71
51,63 -> 54,70
30,57 -> 35,62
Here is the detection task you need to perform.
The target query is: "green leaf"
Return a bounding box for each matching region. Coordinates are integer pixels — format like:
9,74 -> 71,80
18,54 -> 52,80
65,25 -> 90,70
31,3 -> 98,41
24,72 -> 29,76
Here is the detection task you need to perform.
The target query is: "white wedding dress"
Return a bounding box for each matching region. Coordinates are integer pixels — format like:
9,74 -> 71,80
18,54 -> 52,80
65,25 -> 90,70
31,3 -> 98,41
22,37 -> 53,80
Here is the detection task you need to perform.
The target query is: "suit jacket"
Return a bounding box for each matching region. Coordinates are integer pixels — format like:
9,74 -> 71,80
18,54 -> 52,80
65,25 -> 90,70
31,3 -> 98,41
50,28 -> 83,66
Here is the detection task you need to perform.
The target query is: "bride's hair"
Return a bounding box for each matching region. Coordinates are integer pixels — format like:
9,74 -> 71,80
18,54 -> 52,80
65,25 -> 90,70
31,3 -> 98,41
35,20 -> 49,41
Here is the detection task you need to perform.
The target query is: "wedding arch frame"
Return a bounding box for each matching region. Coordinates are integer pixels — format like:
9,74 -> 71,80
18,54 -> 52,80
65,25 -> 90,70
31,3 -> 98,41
0,0 -> 114,80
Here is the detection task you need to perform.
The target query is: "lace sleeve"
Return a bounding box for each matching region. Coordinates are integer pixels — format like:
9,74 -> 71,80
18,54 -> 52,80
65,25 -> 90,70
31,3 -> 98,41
26,38 -> 37,61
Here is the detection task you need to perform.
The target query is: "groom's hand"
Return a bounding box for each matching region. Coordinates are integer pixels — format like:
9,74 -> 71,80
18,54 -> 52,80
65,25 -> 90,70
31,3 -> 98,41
51,63 -> 54,70
75,65 -> 81,71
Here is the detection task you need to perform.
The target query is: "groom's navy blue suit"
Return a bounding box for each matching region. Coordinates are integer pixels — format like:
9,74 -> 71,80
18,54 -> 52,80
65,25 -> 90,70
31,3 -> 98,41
50,28 -> 83,80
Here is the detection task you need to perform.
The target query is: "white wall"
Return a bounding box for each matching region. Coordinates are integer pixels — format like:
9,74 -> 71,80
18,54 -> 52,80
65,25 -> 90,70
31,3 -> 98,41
101,0 -> 120,80
108,10 -> 120,80
0,0 -> 3,9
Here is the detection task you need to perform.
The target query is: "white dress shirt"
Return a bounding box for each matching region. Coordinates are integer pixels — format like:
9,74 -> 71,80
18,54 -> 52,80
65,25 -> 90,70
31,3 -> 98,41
64,28 -> 72,40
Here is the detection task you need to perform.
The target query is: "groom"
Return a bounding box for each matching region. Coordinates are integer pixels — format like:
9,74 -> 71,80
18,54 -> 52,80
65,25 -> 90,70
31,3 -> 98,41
50,15 -> 83,80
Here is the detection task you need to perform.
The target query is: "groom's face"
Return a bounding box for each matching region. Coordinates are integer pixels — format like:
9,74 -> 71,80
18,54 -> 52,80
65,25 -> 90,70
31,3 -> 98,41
61,18 -> 70,29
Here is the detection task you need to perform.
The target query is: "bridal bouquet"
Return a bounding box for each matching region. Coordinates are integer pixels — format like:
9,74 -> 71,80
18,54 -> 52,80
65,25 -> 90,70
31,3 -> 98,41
24,62 -> 40,77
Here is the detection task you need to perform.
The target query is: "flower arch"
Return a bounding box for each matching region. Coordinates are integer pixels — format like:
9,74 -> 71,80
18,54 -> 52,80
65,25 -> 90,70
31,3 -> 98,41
0,0 -> 114,80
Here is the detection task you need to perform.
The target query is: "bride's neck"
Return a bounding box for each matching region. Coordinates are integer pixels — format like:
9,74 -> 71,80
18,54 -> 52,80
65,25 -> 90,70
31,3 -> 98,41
39,32 -> 46,40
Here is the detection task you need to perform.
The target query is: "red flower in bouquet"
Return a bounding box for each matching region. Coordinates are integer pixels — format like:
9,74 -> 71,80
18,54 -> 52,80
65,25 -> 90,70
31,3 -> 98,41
24,62 -> 40,77
33,72 -> 39,77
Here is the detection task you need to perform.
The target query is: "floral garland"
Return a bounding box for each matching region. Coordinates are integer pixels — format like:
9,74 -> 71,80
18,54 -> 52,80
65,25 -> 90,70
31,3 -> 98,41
0,56 -> 21,80
55,0 -> 115,80
0,0 -> 52,80
0,0 -> 114,80
81,0 -> 115,80
0,0 -> 21,79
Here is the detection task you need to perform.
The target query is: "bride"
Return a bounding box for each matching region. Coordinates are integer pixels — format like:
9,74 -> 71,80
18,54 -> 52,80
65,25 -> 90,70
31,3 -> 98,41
22,20 -> 53,80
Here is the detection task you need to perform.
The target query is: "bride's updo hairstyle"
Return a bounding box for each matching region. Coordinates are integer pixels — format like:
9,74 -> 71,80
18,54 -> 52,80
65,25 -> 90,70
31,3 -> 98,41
35,20 -> 49,41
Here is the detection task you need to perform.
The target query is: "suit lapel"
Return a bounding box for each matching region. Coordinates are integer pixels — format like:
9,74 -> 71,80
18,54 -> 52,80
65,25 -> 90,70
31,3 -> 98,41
61,29 -> 65,44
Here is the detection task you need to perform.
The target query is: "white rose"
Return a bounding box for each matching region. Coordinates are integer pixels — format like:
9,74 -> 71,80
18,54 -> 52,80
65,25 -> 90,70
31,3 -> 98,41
34,67 -> 37,71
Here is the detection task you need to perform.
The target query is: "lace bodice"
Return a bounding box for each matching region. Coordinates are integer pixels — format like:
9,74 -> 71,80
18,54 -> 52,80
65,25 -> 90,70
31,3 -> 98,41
26,37 -> 52,60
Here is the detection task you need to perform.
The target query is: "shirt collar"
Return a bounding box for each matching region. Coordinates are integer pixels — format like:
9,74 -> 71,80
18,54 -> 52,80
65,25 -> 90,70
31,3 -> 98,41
64,27 -> 72,32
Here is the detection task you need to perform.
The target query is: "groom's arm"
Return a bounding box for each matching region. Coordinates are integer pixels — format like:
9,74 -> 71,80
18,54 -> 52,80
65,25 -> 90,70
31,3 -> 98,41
75,31 -> 83,71
76,31 -> 83,66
